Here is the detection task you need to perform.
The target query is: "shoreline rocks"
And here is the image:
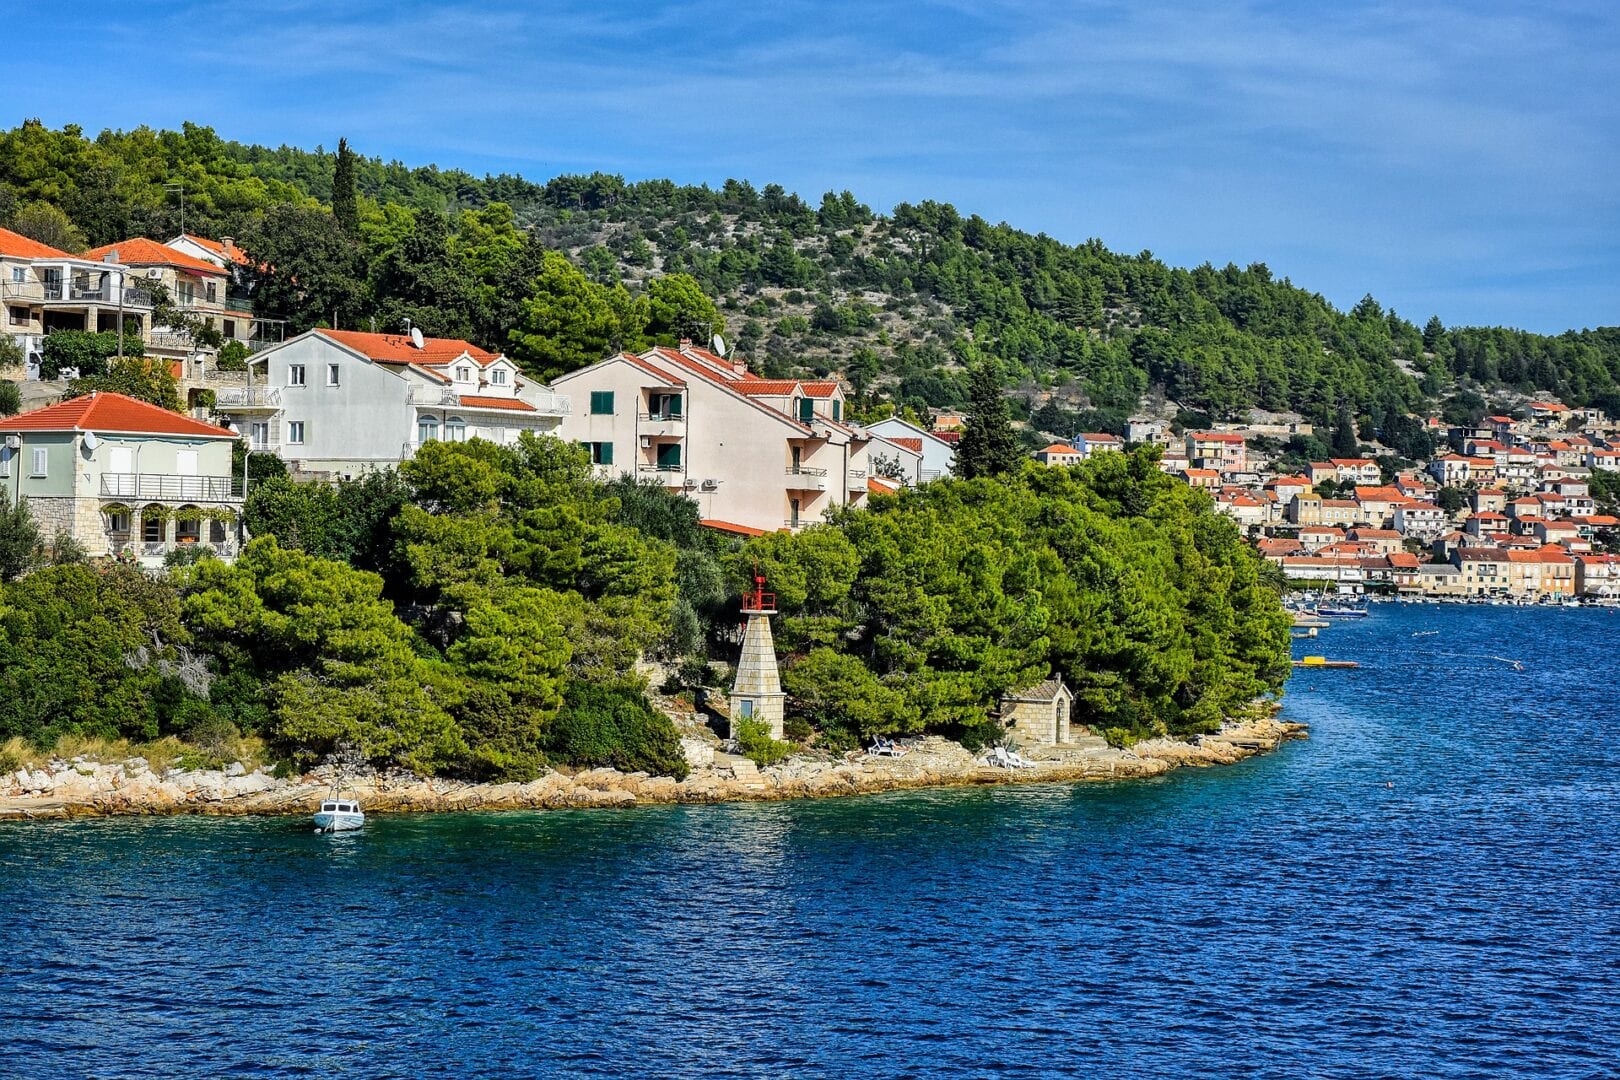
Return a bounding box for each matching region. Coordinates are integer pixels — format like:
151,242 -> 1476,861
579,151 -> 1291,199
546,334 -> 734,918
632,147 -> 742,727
0,716 -> 1307,822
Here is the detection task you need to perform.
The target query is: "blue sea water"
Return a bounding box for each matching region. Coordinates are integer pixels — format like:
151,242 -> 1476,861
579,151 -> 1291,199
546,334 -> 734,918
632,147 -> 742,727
3,605 -> 1619,1078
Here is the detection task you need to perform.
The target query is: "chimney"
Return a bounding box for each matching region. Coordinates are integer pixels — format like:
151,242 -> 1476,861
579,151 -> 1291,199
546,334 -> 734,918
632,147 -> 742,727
734,358 -> 748,375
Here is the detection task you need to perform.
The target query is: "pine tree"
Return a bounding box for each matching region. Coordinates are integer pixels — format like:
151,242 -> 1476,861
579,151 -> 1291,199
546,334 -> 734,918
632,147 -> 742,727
958,361 -> 1022,479
332,138 -> 359,235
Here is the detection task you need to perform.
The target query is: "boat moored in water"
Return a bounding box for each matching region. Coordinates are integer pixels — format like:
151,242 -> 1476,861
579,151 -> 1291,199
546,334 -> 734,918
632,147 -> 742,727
313,795 -> 364,833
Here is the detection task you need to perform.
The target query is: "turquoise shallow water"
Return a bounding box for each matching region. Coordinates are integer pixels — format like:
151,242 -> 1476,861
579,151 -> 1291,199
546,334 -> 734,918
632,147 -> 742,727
3,605 -> 1619,1078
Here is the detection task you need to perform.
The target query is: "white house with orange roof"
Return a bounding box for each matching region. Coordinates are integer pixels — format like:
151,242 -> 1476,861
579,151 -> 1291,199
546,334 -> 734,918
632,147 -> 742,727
0,391 -> 242,564
1034,442 -> 1083,467
553,342 -> 881,533
223,328 -> 566,476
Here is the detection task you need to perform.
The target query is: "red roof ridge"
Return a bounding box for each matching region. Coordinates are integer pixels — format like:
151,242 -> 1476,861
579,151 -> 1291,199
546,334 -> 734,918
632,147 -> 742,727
0,392 -> 236,438
0,226 -> 73,260
80,237 -> 227,277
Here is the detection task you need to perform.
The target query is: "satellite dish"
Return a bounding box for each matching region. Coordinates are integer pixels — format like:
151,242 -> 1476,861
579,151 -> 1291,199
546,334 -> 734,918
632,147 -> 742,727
711,333 -> 728,357
83,432 -> 99,452
410,327 -> 426,350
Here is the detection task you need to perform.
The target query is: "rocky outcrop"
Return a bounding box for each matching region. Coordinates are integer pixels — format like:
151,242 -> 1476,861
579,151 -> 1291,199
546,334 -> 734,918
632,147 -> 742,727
0,716 -> 1307,821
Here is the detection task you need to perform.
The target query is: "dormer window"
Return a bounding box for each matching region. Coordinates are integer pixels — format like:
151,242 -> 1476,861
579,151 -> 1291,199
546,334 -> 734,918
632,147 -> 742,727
457,366 -> 471,382
492,369 -> 507,386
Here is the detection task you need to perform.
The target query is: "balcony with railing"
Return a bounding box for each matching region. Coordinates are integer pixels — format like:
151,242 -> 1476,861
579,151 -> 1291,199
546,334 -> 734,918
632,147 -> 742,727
638,410 -> 686,438
785,465 -> 829,491
100,473 -> 243,501
214,386 -> 282,409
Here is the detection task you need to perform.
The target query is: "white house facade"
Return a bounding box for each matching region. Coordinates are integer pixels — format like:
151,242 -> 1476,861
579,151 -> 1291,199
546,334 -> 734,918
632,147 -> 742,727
552,343 -> 881,533
218,329 -> 567,476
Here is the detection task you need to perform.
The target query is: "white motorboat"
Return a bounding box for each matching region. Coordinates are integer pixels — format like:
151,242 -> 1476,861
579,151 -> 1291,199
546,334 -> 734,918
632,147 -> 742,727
312,795 -> 364,833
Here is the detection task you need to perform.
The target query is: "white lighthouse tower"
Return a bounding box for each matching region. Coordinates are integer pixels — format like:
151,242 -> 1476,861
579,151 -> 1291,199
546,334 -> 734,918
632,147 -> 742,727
729,571 -> 785,740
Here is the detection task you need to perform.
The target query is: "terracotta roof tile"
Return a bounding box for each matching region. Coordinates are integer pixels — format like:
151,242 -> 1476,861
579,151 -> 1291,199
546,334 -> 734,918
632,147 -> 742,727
458,395 -> 536,412
0,226 -> 73,260
0,392 -> 235,438
80,237 -> 227,277
317,329 -> 499,367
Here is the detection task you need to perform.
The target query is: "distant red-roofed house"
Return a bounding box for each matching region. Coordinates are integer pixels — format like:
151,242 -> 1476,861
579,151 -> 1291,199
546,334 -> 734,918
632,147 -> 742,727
1328,458 -> 1381,484
1185,431 -> 1247,472
1575,553 -> 1620,597
1035,442 -> 1083,467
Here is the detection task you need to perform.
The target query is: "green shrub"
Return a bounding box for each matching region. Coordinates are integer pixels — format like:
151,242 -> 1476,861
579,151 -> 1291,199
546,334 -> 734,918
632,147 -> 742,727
164,544 -> 217,568
734,717 -> 792,767
215,341 -> 250,371
0,379 -> 21,416
782,715 -> 813,744
956,719 -> 1005,752
549,685 -> 689,779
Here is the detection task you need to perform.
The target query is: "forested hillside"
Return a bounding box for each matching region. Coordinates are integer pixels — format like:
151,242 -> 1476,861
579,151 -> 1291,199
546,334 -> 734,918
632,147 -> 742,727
4,119 -> 1617,432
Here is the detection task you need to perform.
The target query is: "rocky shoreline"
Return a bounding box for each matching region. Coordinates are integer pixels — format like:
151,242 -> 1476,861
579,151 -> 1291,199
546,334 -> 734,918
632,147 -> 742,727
0,715 -> 1306,822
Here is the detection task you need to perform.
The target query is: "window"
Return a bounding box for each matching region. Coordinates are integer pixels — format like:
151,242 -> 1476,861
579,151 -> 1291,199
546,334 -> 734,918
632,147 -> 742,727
832,400 -> 842,422
789,498 -> 801,526
287,421 -> 305,445
107,511 -> 131,535
656,442 -> 682,470
30,447 -> 47,477
590,390 -> 615,415
456,366 -> 471,382
288,364 -> 306,387
8,267 -> 23,283
0,448 -> 9,476
206,282 -> 217,303
8,306 -> 26,326
327,364 -> 340,387
798,398 -> 814,422
445,417 -> 467,442
738,699 -> 754,719
491,369 -> 507,386
418,416 -> 439,444
143,514 -> 164,543
249,422 -> 270,448
224,320 -> 237,339
209,519 -> 227,544
583,441 -> 613,466
651,393 -> 682,419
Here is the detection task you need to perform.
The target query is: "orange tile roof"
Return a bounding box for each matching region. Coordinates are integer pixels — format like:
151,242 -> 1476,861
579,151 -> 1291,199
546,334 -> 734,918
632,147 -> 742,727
178,234 -> 251,267
457,395 -> 535,412
616,352 -> 686,386
0,226 -> 72,260
316,329 -> 499,366
0,392 -> 235,438
1039,443 -> 1078,455
736,380 -> 805,395
699,518 -> 769,537
1190,431 -> 1245,442
867,477 -> 901,495
798,381 -> 840,398
80,237 -> 227,277
889,437 -> 924,452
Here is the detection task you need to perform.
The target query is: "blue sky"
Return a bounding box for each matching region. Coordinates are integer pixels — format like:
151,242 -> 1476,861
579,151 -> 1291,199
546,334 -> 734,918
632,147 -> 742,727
11,1 -> 1618,332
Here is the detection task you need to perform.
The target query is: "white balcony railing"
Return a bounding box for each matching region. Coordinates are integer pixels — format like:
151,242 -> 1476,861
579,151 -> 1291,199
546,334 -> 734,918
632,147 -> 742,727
100,473 -> 242,501
215,386 -> 281,408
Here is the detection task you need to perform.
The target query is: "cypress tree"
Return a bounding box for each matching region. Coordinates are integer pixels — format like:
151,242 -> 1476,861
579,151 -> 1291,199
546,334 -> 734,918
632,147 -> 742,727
958,361 -> 1023,479
332,138 -> 359,235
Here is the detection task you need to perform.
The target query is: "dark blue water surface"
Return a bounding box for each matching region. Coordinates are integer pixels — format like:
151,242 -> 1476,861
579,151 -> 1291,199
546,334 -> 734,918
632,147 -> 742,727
4,605 -> 1620,1078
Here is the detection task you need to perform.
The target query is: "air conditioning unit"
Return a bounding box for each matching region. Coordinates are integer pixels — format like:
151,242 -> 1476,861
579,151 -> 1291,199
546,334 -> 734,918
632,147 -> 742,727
681,479 -> 699,490
700,479 -> 720,491
639,436 -> 652,449
146,268 -> 163,279
4,435 -> 20,450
